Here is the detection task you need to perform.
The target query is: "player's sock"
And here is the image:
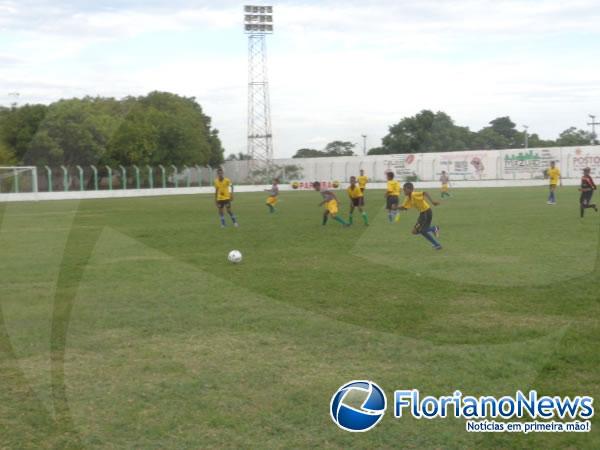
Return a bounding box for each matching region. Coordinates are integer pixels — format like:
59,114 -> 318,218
394,211 -> 401,222
388,211 -> 393,222
267,204 -> 275,213
219,215 -> 226,227
348,213 -> 353,224
581,206 -> 585,218
421,232 -> 441,248
334,216 -> 348,226
229,213 -> 237,224
362,212 -> 369,225
322,215 -> 328,225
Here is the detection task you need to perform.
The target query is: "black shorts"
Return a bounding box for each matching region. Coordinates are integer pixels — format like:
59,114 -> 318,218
216,200 -> 231,208
414,209 -> 433,233
351,197 -> 364,207
386,196 -> 399,209
580,191 -> 594,205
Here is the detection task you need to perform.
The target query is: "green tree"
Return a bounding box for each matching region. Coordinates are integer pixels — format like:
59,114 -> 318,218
292,148 -> 325,158
0,104 -> 48,163
473,117 -> 522,149
0,140 -> 16,165
226,152 -> 252,161
555,127 -> 594,146
374,110 -> 474,154
108,92 -> 223,167
324,140 -> 355,156
25,97 -> 123,166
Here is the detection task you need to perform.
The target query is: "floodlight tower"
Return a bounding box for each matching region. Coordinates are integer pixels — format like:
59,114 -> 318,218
588,114 -> 599,145
244,5 -> 274,168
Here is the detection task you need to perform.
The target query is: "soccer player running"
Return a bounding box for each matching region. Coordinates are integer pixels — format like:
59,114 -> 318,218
313,181 -> 349,227
214,168 -> 238,228
385,171 -> 401,223
440,170 -> 450,198
398,182 -> 442,250
579,167 -> 598,218
547,161 -> 561,205
265,177 -> 279,213
347,176 -> 369,226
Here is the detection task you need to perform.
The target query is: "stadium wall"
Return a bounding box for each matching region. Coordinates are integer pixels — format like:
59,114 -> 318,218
224,145 -> 600,184
1,145 -> 599,202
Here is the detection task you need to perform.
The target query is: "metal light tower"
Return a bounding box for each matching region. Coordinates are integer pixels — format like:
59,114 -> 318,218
522,125 -> 528,149
244,5 -> 274,168
588,114 -> 599,145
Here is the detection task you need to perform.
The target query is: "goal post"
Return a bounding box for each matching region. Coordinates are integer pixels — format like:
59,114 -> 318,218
0,166 -> 38,194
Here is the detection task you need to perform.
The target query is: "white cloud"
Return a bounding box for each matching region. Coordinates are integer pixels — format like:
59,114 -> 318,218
0,1 -> 599,156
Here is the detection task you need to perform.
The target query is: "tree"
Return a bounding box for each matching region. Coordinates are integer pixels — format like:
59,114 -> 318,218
292,148 -> 324,158
293,141 -> 357,158
0,104 -> 47,163
323,140 -> 355,156
473,116 -> 522,149
374,110 -> 474,154
555,127 -> 594,146
0,140 -> 16,165
25,98 -> 122,166
226,152 -> 252,161
107,92 -> 224,167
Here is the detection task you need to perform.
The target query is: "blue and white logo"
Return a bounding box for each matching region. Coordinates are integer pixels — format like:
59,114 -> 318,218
330,380 -> 387,432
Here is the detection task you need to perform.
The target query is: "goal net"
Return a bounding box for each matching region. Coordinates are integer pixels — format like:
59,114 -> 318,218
0,166 -> 38,194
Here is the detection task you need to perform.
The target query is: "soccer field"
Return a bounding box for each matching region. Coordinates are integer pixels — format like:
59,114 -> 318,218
1,187 -> 599,449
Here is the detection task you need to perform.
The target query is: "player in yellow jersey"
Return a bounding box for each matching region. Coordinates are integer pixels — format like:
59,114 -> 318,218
264,178 -> 279,213
347,176 -> 368,225
214,168 -> 238,228
440,171 -> 450,198
357,169 -> 368,195
385,171 -> 401,223
547,161 -> 561,205
313,181 -> 349,226
398,182 -> 442,250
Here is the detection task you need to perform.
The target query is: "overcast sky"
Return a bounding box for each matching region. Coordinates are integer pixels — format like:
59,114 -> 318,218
1,0 -> 599,157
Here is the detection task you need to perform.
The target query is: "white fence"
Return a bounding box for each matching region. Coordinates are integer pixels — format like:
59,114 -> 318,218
224,145 -> 600,183
2,145 -> 599,202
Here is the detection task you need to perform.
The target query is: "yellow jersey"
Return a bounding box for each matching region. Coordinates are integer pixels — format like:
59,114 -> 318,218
347,185 -> 364,199
214,177 -> 232,201
387,180 -> 401,197
402,191 -> 431,213
357,175 -> 368,189
548,167 -> 560,185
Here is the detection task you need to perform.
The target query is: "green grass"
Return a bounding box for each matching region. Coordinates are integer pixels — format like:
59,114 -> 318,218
0,187 -> 599,449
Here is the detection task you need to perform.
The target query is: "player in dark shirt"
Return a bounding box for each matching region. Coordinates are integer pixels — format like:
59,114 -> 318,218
579,167 -> 598,218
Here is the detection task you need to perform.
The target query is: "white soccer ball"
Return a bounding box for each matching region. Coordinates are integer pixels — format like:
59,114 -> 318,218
228,250 -> 242,264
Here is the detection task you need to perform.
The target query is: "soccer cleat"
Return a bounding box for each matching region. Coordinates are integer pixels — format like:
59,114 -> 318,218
434,245 -> 443,250
220,224 -> 225,229
433,225 -> 440,238
234,222 -> 239,227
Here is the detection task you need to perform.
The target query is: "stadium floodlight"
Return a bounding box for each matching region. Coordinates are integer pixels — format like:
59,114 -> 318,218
522,125 -> 528,149
244,4 -> 274,34
588,114 -> 599,145
245,5 -> 274,169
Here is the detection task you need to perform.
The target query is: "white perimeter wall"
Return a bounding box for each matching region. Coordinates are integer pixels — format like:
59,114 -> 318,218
2,145 -> 599,203
223,145 -> 600,183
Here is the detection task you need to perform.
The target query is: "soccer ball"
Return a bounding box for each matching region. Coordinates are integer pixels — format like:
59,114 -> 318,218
228,250 -> 242,264
291,181 -> 299,189
332,180 -> 340,188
